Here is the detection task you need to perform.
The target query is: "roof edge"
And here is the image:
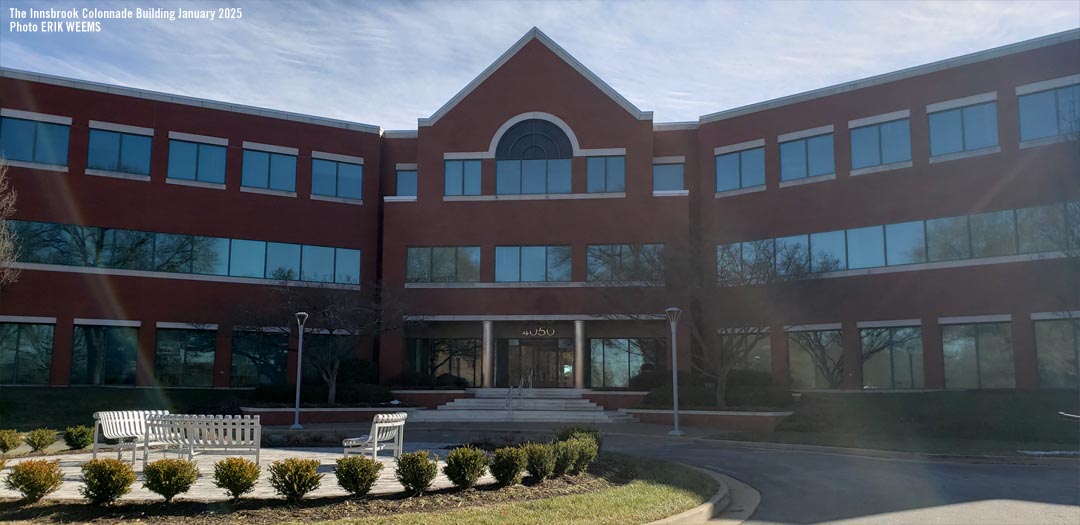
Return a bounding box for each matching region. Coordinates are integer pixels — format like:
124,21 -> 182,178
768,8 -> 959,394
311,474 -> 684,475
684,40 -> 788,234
699,28 -> 1080,125
419,27 -> 651,127
0,67 -> 384,135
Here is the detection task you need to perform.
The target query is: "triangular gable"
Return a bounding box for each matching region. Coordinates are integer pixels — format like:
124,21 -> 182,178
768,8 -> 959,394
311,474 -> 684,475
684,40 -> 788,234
418,27 -> 652,127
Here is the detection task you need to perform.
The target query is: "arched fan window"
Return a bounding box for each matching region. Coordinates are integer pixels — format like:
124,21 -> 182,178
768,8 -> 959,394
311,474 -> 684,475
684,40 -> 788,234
495,119 -> 573,194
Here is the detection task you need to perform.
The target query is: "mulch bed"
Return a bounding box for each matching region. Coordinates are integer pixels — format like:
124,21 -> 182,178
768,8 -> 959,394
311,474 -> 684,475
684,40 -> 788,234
0,458 -> 635,524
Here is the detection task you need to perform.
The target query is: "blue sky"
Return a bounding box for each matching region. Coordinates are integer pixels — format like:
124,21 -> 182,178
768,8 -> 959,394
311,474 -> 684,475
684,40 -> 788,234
1,0 -> 1077,129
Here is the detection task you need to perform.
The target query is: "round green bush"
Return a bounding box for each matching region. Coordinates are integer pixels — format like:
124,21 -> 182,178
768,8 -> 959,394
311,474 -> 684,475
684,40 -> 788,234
143,458 -> 200,503
24,428 -> 56,453
490,446 -> 527,486
551,439 -> 579,478
570,436 -> 599,474
64,425 -> 94,450
4,459 -> 63,501
521,442 -> 555,483
268,457 -> 323,504
0,430 -> 20,454
80,458 -> 136,505
334,455 -> 383,497
555,426 -> 603,451
213,457 -> 261,501
395,450 -> 438,496
443,446 -> 490,489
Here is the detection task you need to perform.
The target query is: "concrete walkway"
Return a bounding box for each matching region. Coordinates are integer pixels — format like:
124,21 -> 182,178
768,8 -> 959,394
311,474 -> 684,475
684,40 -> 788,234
0,443 -> 483,502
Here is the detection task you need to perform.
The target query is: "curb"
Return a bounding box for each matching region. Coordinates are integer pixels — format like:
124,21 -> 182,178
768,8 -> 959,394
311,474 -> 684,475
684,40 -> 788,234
645,464 -> 731,525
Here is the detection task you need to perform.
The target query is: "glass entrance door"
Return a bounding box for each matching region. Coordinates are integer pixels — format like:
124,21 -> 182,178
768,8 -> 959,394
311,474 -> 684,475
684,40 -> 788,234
495,338 -> 573,387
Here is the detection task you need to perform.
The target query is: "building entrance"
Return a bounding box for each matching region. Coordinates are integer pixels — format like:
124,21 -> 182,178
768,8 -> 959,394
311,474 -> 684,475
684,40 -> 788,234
495,338 -> 574,388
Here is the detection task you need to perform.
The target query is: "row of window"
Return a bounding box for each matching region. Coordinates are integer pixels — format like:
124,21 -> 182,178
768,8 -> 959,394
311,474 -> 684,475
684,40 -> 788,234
404,244 -> 664,283
11,220 -> 362,284
717,201 -> 1079,281
736,320 -> 1078,390
0,117 -> 364,200
438,157 -> 630,197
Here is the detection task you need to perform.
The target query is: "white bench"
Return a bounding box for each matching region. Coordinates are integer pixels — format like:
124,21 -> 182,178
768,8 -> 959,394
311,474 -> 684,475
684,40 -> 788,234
343,412 -> 407,459
92,410 -> 170,462
144,414 -> 261,467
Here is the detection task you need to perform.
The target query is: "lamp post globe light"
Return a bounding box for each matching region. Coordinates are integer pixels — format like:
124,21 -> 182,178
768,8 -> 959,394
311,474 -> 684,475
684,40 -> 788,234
665,307 -> 684,436
291,311 -> 309,430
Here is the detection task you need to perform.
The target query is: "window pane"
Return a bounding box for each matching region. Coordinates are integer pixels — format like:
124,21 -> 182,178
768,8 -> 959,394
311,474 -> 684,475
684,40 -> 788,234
977,323 -> 1014,388
522,159 -> 546,194
717,244 -> 741,281
606,156 -> 626,192
457,247 -> 480,282
191,236 -> 229,276
587,245 -> 615,281
119,134 -> 152,175
406,247 -> 431,282
810,230 -> 846,272
155,329 -> 215,387
775,234 -> 809,275
396,170 -> 417,197
846,226 -> 885,269
106,229 -> 154,270
741,148 -> 765,187
431,247 -> 456,282
1,324 -> 54,385
885,221 -> 926,265
741,239 -> 774,277
715,152 -> 740,191
0,118 -> 35,162
942,324 -> 978,389
335,248 -> 361,284
604,339 -> 630,388
929,109 -> 963,156
892,328 -> 924,389
520,246 -> 546,281
547,159 -> 571,193
1019,90 -> 1058,141
231,331 -> 289,387
970,209 -> 1017,258
241,150 -> 269,188
0,324 -> 16,383
462,160 -> 481,195
590,339 -> 604,387
880,119 -> 911,164
311,159 -> 337,196
789,330 -> 842,389
1017,205 -> 1065,253
265,242 -> 300,280
269,154 -> 297,192
496,160 -> 521,195
301,245 -> 335,282
546,245 -> 572,282
196,144 -> 226,183
34,123 -> 69,166
230,239 -> 266,278
167,141 -> 198,180
444,161 -> 463,196
495,246 -> 520,282
962,102 -> 998,150
1058,85 -> 1080,134
87,130 -> 121,171
653,164 -> 684,191
587,158 -> 606,193
1035,320 -> 1078,389
861,328 -> 892,389
806,134 -> 834,176
338,163 -> 362,199
154,233 -> 193,272
72,326 -> 137,386
780,140 -> 806,181
926,216 -> 971,262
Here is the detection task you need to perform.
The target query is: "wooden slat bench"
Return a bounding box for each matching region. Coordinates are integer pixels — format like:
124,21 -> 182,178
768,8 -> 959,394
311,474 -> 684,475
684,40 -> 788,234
92,410 -> 170,462
144,414 -> 261,467
342,412 -> 407,459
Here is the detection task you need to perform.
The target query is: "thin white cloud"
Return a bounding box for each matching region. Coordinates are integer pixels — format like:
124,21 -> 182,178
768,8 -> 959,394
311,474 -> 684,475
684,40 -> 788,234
1,0 -> 1076,129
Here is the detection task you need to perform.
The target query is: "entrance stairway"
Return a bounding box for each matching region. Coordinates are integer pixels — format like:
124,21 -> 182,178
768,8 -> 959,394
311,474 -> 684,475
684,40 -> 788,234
407,388 -> 637,423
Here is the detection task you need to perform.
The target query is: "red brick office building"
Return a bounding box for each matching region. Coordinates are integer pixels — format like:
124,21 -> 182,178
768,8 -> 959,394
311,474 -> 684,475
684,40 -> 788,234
0,28 -> 1077,396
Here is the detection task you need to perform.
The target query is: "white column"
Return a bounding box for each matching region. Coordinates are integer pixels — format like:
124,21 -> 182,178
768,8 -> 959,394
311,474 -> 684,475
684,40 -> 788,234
574,320 -> 586,388
482,320 -> 494,387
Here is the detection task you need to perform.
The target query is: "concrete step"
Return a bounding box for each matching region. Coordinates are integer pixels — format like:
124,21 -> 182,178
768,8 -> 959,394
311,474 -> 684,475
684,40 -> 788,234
439,400 -> 601,410
468,388 -> 589,399
408,410 -> 630,423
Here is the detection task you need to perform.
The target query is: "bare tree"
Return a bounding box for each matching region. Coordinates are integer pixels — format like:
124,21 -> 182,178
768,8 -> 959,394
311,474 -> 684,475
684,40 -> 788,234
0,158 -> 19,290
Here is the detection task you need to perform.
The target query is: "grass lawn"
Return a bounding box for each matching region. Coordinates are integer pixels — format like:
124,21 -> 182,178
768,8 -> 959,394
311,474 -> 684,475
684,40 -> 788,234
703,430 -> 1080,457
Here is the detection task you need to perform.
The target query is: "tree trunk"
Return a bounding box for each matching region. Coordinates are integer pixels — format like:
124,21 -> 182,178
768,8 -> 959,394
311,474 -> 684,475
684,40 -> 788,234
714,366 -> 732,409
327,373 -> 337,405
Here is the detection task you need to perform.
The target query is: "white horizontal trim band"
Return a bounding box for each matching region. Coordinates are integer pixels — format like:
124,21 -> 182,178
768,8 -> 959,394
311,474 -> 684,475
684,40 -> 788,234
443,192 -> 625,202
779,124 -> 834,143
652,189 -> 689,197
85,169 -> 151,181
848,110 -> 910,129
1,108 -> 72,125
0,315 -> 56,324
233,325 -> 290,333
715,185 -> 767,199
817,252 -> 1066,279
938,315 -> 1011,325
168,131 -> 228,146
850,161 -> 913,177
7,262 -> 363,290
1030,311 -> 1080,321
714,139 -> 765,156
1019,135 -> 1075,149
653,122 -> 698,131
312,151 -> 363,164
156,322 -> 219,330
310,194 -> 363,205
384,196 -> 417,202
856,319 -> 922,329
74,318 -> 141,327
444,152 -> 488,160
240,186 -> 297,198
396,163 -> 418,170
577,148 -> 627,157
928,145 -> 1000,164
405,314 -> 666,321
404,281 -> 660,289
5,160 -> 68,172
779,173 -> 836,188
623,409 -> 793,416
88,120 -> 154,136
652,156 -> 685,164
926,91 -> 997,113
785,323 -> 842,332
1016,74 -> 1080,95
166,178 -> 227,190
242,141 -> 298,156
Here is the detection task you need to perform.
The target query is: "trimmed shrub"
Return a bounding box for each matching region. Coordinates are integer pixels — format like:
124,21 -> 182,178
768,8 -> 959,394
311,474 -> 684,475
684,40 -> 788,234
0,430 -> 20,454
143,458 -> 199,503
213,457 -> 261,501
64,425 -> 94,450
334,455 -> 382,497
395,450 -> 438,496
80,458 -> 136,505
443,446 -> 490,489
24,428 -> 56,453
4,459 -> 63,501
268,458 -> 322,504
490,446 -> 527,486
551,439 -> 579,478
521,443 -> 555,483
570,437 -> 599,474
555,426 -> 603,452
